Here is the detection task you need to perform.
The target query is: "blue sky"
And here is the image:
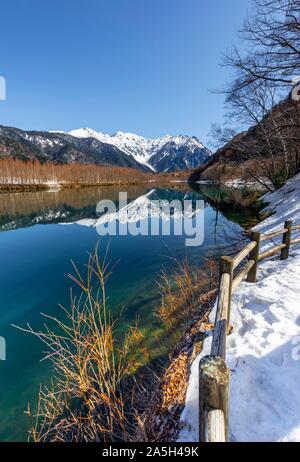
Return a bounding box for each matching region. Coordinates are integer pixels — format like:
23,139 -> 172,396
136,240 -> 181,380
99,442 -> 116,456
0,0 -> 252,144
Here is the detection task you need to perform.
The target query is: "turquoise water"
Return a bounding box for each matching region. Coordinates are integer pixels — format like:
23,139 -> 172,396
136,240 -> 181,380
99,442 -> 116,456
0,184 -> 245,441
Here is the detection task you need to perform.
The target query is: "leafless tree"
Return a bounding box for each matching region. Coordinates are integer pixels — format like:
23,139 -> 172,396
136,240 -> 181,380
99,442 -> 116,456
0,159 -> 149,186
224,0 -> 300,95
210,0 -> 300,190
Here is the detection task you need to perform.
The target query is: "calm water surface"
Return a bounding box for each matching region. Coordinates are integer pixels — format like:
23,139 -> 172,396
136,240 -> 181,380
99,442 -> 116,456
0,183 -> 246,441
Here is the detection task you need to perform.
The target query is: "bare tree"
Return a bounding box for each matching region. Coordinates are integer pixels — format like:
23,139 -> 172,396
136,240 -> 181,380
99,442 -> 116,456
0,159 -> 150,186
225,0 -> 300,95
209,0 -> 300,190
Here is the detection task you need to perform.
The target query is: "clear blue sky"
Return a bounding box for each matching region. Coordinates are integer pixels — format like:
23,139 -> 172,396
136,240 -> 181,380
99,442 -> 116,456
0,0 -> 252,144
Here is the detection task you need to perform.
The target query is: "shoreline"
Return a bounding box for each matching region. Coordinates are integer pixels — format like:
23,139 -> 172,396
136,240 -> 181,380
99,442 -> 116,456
0,181 -> 152,194
135,290 -> 217,442
178,173 -> 300,442
137,184 -> 270,441
0,177 -> 190,194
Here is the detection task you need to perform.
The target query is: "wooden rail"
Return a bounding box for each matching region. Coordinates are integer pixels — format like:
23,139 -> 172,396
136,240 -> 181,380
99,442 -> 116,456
211,273 -> 230,359
199,219 -> 299,442
232,260 -> 255,293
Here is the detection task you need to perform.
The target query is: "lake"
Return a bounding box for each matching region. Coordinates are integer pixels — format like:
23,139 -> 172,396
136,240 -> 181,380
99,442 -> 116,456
0,183 -> 247,441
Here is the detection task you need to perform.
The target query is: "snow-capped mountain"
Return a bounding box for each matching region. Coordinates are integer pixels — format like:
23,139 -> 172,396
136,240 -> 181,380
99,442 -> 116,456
69,129 -> 211,172
0,124 -> 211,172
0,125 -> 147,171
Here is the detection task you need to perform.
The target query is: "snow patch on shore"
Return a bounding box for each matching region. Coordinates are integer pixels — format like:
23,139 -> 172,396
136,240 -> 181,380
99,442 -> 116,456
178,173 -> 300,442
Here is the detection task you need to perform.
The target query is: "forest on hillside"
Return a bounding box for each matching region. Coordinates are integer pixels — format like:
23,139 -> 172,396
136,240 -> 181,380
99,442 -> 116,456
0,159 -> 150,187
191,0 -> 300,192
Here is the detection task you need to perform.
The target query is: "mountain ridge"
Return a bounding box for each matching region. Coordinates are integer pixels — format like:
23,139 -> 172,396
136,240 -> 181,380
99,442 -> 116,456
0,124 -> 211,173
69,128 -> 211,172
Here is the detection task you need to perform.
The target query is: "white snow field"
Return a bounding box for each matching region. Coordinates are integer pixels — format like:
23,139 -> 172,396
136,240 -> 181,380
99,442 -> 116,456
178,174 -> 300,442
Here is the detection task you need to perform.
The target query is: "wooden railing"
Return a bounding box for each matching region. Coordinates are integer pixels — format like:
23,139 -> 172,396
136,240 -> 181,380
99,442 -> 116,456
199,220 -> 300,442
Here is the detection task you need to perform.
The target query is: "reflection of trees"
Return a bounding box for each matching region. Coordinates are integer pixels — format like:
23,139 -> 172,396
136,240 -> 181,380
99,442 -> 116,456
189,183 -> 251,255
0,185 -> 150,231
0,183 -> 208,231
0,185 -> 146,218
206,213 -> 249,257
0,184 -> 202,220
190,182 -> 260,223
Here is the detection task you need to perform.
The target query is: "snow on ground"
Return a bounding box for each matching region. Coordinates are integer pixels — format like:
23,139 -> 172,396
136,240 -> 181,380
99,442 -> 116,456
254,173 -> 300,236
224,178 -> 270,190
178,173 -> 300,442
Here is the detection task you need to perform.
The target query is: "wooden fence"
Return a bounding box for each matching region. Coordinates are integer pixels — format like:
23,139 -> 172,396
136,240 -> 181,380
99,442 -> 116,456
199,220 -> 300,442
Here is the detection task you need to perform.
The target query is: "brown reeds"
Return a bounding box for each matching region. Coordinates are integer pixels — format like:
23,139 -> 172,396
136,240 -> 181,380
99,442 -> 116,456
15,244 -> 143,442
14,247 -> 218,442
156,257 -> 218,335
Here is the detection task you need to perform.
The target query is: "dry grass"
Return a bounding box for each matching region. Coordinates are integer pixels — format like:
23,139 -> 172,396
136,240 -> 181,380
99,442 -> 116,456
15,249 -> 219,443
131,258 -> 219,442
135,288 -> 217,442
156,257 -> 218,336
15,244 -> 143,442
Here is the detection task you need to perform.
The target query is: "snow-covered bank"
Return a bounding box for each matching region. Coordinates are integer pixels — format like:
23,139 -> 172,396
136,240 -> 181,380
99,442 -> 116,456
178,173 -> 300,442
223,178 -> 270,191
254,173 -> 300,237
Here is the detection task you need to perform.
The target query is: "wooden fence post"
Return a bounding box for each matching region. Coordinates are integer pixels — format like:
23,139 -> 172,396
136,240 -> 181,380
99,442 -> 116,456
281,220 -> 293,260
199,355 -> 230,442
247,232 -> 261,283
220,256 -> 233,331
